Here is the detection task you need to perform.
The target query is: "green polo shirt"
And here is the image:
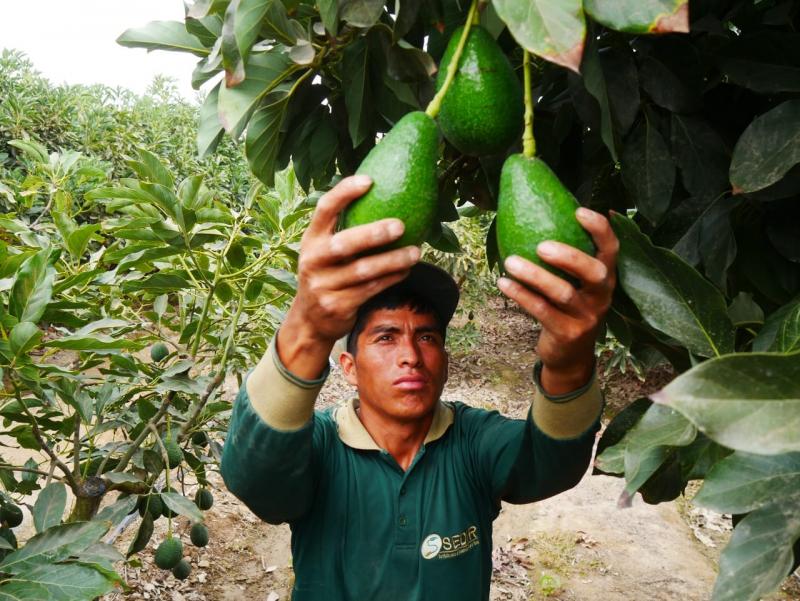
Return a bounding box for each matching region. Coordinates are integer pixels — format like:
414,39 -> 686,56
221,337 -> 602,601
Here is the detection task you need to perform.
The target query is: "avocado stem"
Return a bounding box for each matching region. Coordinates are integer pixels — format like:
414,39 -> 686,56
424,0 -> 480,119
522,49 -> 536,158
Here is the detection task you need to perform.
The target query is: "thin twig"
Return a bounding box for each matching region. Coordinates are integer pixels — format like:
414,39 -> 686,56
0,463 -> 61,479
11,379 -> 79,491
72,414 -> 81,479
112,391 -> 175,473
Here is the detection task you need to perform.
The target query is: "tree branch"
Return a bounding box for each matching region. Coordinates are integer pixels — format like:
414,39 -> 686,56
112,391 -> 175,474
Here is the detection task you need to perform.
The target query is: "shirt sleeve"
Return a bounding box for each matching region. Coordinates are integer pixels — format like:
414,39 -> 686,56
469,361 -> 603,505
220,334 -> 331,524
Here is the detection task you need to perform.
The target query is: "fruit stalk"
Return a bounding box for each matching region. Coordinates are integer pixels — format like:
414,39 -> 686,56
425,0 -> 480,119
522,50 -> 536,159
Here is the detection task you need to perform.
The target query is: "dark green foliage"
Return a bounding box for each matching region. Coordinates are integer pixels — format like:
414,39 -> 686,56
191,431 -> 207,446
163,437 -> 183,469
154,537 -> 183,570
194,488 -> 213,511
189,522 -> 209,547
172,558 -> 191,580
437,25 -> 523,156
161,487 -> 178,518
0,526 -> 18,549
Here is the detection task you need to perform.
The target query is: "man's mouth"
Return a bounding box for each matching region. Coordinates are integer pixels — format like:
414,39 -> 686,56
393,375 -> 427,390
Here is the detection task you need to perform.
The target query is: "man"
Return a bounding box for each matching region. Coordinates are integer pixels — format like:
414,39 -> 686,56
221,174 -> 618,600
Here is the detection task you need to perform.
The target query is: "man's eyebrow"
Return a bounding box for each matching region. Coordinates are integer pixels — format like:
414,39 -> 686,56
367,324 -> 401,335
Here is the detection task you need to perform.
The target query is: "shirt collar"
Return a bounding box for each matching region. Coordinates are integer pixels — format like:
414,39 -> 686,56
334,398 -> 455,451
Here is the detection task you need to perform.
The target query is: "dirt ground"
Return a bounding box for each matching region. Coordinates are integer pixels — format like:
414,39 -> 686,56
102,296 -> 800,601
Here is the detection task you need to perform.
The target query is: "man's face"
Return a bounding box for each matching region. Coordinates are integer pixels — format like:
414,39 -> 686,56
340,306 -> 448,423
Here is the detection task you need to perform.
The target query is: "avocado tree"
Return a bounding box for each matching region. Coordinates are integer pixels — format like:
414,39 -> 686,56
116,0 -> 800,599
0,58 -> 314,593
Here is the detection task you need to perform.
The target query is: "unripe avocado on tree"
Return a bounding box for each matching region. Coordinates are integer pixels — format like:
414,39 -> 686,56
437,25 -> 523,156
138,495 -> 163,520
150,342 -> 169,362
191,431 -> 207,446
496,155 -> 595,282
190,522 -> 209,547
154,537 -> 183,569
1,504 -> 23,528
195,488 -> 213,510
172,558 -> 191,580
341,111 -> 439,250
162,437 -> 183,469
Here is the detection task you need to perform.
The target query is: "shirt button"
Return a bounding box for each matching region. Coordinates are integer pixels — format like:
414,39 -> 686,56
399,515 -> 408,527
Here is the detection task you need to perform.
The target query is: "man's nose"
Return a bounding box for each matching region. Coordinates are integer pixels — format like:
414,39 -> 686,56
397,337 -> 422,366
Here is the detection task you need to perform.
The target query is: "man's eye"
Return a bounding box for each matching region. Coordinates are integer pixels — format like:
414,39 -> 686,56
378,335 -> 393,341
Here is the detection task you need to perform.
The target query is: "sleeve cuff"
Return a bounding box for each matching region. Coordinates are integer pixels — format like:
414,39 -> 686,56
531,360 -> 603,439
244,333 -> 329,431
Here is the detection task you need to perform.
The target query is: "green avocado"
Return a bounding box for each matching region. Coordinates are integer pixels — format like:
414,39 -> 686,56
150,342 -> 169,363
1,504 -> 23,528
190,522 -> 209,547
342,111 -> 439,250
437,25 -> 523,156
195,488 -> 214,510
154,537 -> 183,570
172,558 -> 191,580
496,154 -> 595,282
138,494 -> 164,520
162,437 -> 183,469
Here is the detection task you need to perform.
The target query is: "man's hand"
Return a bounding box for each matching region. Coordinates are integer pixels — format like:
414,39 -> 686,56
497,208 -> 619,396
277,175 -> 421,379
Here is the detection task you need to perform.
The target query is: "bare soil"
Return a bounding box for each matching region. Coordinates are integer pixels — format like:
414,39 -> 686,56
102,296 -> 800,601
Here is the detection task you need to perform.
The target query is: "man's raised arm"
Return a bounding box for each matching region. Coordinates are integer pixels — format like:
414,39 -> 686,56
221,175 -> 421,522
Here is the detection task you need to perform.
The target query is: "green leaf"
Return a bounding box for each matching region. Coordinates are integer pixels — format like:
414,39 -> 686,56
10,248 -> 56,324
753,298 -> 800,353
583,0 -> 688,34
670,114 -> 730,199
342,37 -> 372,147
246,87 -> 293,186
33,482 -> 67,533
221,0 -> 271,86
46,334 -> 140,353
317,0 -> 338,34
727,292 -> 764,327
611,215 -> 735,358
694,451 -> 800,514
66,224 -> 101,259
156,375 -> 207,395
198,83 -> 225,158
117,21 -> 209,56
730,99 -> 800,194
621,115 -> 675,225
160,492 -> 204,522
492,0 -> 585,72
217,48 -> 296,138
0,562 -> 118,600
0,521 -> 108,574
128,148 -> 174,189
651,352 -> 800,455
339,0 -> 384,28
10,322 -> 42,357
126,512 -> 154,558
581,33 -> 618,161
8,139 -> 49,164
426,222 -> 462,253
120,273 -> 192,293
711,505 -> 800,601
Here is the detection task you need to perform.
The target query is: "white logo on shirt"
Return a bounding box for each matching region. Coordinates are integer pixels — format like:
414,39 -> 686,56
420,534 -> 442,559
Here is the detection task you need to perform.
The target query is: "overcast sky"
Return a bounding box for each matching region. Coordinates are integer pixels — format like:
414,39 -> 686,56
0,0 -> 201,100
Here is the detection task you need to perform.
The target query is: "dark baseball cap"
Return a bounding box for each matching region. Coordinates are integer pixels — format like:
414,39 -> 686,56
341,262 -> 460,351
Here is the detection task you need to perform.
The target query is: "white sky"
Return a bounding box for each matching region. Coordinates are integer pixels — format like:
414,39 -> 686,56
0,0 -> 201,101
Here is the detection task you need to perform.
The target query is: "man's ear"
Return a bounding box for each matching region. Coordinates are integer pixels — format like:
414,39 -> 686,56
339,351 -> 358,386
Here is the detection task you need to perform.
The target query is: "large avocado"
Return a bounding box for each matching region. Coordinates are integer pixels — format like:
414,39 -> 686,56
496,154 -> 595,282
342,111 -> 438,250
437,25 -> 523,156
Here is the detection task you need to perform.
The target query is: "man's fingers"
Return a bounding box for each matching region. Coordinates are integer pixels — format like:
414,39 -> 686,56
328,219 -> 406,261
327,246 -> 420,289
536,240 -> 608,287
307,175 -> 373,236
497,277 -> 568,332
504,255 -> 576,307
576,208 -> 619,272
336,269 -> 412,309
